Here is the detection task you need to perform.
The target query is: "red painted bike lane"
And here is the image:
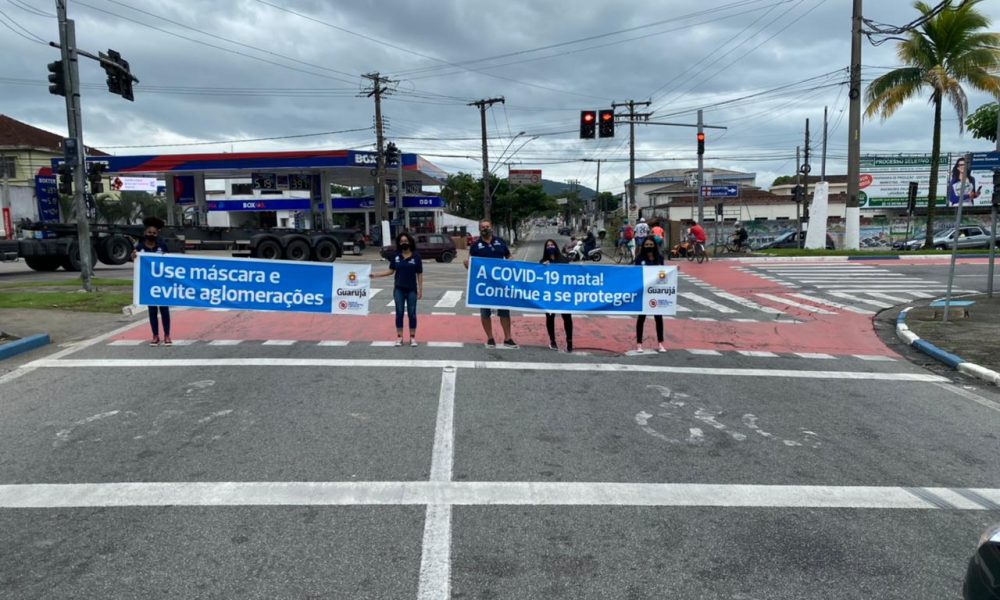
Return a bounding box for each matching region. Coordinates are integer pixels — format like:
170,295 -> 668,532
112,260 -> 895,356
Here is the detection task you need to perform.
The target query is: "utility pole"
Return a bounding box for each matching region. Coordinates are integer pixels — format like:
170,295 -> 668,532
821,106 -> 828,182
988,105 -> 1000,297
802,118 -> 811,225
1,152 -> 9,240
56,0 -> 93,291
612,100 -> 651,221
469,97 -> 505,222
796,146 -> 802,239
697,109 -> 705,222
844,0 -> 863,250
363,72 -> 393,235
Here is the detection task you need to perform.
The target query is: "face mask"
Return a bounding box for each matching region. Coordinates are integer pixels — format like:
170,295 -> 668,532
145,234 -> 158,241
480,228 -> 491,236
645,247 -> 655,252
545,247 -> 557,254
399,243 -> 411,251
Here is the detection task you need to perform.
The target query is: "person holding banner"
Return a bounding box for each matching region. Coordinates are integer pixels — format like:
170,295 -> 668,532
540,239 -> 574,353
634,238 -> 666,353
130,217 -> 171,346
464,220 -> 518,349
371,232 -> 423,347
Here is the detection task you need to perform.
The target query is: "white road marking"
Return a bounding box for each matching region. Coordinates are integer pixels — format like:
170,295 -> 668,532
828,292 -> 893,309
738,351 -> 779,358
431,368 -> 456,483
427,342 -> 464,348
208,340 -> 242,346
431,312 -> 456,316
418,367 -> 457,600
0,481 -> 995,510
731,318 -> 759,323
899,291 -> 936,299
370,341 -> 397,347
169,339 -> 195,346
108,340 -> 143,346
317,340 -> 350,346
684,292 -> 738,313
935,382 -> 1000,414
788,293 -> 874,315
262,340 -> 296,346
795,353 -> 835,359
713,291 -> 784,315
368,288 -> 383,299
853,355 -> 896,362
866,292 -> 912,303
434,291 -> 463,308
27,358 -> 949,382
754,294 -> 836,315
688,349 -> 722,356
690,317 -> 717,321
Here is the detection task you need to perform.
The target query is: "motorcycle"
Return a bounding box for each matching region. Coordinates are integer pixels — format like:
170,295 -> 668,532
567,241 -> 603,262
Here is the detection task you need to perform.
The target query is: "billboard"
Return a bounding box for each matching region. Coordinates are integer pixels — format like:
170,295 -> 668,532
509,169 -> 542,186
110,176 -> 158,192
859,154 -> 997,209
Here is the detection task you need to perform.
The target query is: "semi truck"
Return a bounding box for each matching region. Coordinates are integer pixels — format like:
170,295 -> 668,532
1,221 -> 364,272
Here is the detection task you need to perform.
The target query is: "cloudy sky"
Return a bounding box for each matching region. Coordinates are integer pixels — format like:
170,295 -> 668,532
2,0 -> 998,192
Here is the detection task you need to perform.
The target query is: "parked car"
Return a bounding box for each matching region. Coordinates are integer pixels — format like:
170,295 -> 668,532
894,226 -> 995,251
756,230 -> 836,250
380,232 -> 457,263
558,226 -> 572,236
963,524 -> 1000,599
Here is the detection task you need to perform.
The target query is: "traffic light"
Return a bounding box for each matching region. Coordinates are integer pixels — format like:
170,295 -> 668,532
715,202 -> 723,217
47,60 -> 67,97
100,50 -> 134,101
598,109 -> 614,138
88,163 -> 106,194
580,110 -> 596,139
790,185 -> 802,202
384,141 -> 399,166
697,132 -> 705,156
58,164 -> 73,195
906,181 -> 918,215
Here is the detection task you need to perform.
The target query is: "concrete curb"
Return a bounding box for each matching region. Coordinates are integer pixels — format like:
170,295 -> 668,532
895,307 -> 1000,386
0,334 -> 51,361
731,254 -> 990,263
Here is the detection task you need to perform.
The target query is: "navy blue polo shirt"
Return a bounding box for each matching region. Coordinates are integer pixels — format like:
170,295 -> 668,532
389,252 -> 423,291
634,253 -> 664,266
135,240 -> 168,254
469,236 -> 511,260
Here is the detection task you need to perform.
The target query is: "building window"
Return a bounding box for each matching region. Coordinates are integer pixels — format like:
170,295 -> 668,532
0,156 -> 15,179
231,183 -> 253,195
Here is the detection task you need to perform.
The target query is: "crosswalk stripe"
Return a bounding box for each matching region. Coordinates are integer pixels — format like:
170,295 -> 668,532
795,352 -> 835,359
427,342 -> 464,348
169,340 -> 196,346
208,340 -> 242,346
688,349 -> 722,356
370,341 -> 397,347
713,291 -> 784,315
684,292 -> 738,313
738,350 -> 779,357
731,318 -> 759,322
368,288 -> 383,299
317,340 -> 350,346
828,292 -> 893,309
899,291 -> 936,299
690,317 -> 718,321
434,291 -> 463,308
431,311 -> 456,316
754,293 -> 837,315
788,293 -> 874,315
853,355 -> 896,361
866,292 -> 912,303
262,340 -> 296,346
109,340 -> 143,346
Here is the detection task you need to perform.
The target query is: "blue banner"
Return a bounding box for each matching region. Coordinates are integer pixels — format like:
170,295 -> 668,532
465,258 -> 678,315
134,254 -> 372,315
206,199 -> 312,212
34,175 -> 60,222
330,196 -> 444,210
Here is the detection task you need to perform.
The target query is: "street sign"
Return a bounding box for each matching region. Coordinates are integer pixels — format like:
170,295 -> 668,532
701,185 -> 739,198
509,169 -> 542,186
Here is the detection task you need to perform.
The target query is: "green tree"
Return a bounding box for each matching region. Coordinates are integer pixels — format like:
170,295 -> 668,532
966,101 -> 998,142
440,172 -> 485,221
864,0 -> 1000,246
771,175 -> 796,187
594,191 -> 618,213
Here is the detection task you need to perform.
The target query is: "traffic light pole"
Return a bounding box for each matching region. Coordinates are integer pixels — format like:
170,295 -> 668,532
56,0 -> 93,291
697,110 -> 704,223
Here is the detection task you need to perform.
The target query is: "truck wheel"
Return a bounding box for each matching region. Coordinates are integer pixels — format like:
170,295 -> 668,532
440,251 -> 455,263
284,239 -> 310,261
25,257 -> 60,271
254,239 -> 282,259
313,239 -> 337,262
103,235 -> 133,265
61,241 -> 82,271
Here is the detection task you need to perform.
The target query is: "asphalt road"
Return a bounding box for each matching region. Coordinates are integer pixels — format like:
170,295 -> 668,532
1,228 -> 999,599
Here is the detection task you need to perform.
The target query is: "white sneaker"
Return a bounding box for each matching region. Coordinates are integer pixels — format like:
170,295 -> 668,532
635,345 -> 643,353
394,338 -> 403,347
410,339 -> 418,347
657,344 -> 666,353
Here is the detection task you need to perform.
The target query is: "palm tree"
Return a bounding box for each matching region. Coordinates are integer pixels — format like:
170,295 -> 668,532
864,0 -> 1000,245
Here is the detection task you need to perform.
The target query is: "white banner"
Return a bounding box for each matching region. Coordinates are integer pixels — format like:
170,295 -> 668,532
111,176 -> 158,193
332,265 -> 371,315
640,266 -> 679,315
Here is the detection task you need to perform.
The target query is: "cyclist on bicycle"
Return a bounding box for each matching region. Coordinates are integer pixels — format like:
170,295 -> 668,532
688,221 -> 708,261
731,223 -> 748,251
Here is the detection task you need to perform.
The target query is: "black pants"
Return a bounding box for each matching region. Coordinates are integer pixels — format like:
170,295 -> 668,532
545,313 -> 573,343
636,315 -> 663,343
148,306 -> 170,337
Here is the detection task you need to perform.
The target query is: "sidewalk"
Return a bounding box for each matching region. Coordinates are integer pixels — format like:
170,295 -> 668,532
902,294 -> 1000,376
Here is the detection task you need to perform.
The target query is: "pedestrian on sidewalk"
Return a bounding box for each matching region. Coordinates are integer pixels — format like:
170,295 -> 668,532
371,231 -> 423,347
650,220 -> 666,255
130,217 -> 171,346
464,219 -> 518,349
540,239 -> 573,352
634,218 -> 650,254
634,238 -> 666,353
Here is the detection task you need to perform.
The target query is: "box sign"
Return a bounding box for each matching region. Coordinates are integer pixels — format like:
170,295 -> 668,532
207,199 -> 312,212
110,176 -> 158,192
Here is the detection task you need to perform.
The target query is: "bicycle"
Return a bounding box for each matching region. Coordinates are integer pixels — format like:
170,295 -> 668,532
724,238 -> 751,255
687,240 -> 706,264
614,241 -> 632,264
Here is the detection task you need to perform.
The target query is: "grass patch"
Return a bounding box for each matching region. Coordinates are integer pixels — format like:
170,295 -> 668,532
0,277 -> 132,289
0,290 -> 132,313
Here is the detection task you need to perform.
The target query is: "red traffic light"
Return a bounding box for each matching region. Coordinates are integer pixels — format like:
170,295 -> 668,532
600,112 -> 613,122
583,112 -> 595,122
696,132 -> 705,142
580,111 -> 597,139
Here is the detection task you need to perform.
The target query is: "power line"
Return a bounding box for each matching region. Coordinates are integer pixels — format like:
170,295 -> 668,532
0,6 -> 46,43
8,0 -> 54,18
99,126 -> 373,149
862,0 -> 960,46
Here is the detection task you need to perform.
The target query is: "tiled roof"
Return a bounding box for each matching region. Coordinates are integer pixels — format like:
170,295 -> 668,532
0,114 -> 108,155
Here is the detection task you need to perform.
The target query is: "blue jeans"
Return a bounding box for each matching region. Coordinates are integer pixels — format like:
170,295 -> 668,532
148,306 -> 170,337
394,287 -> 417,331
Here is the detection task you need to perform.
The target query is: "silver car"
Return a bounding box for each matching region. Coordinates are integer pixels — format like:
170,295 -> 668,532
897,226 -> 995,250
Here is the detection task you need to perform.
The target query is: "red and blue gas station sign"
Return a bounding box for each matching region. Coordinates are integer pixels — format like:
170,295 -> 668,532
206,199 -> 312,212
